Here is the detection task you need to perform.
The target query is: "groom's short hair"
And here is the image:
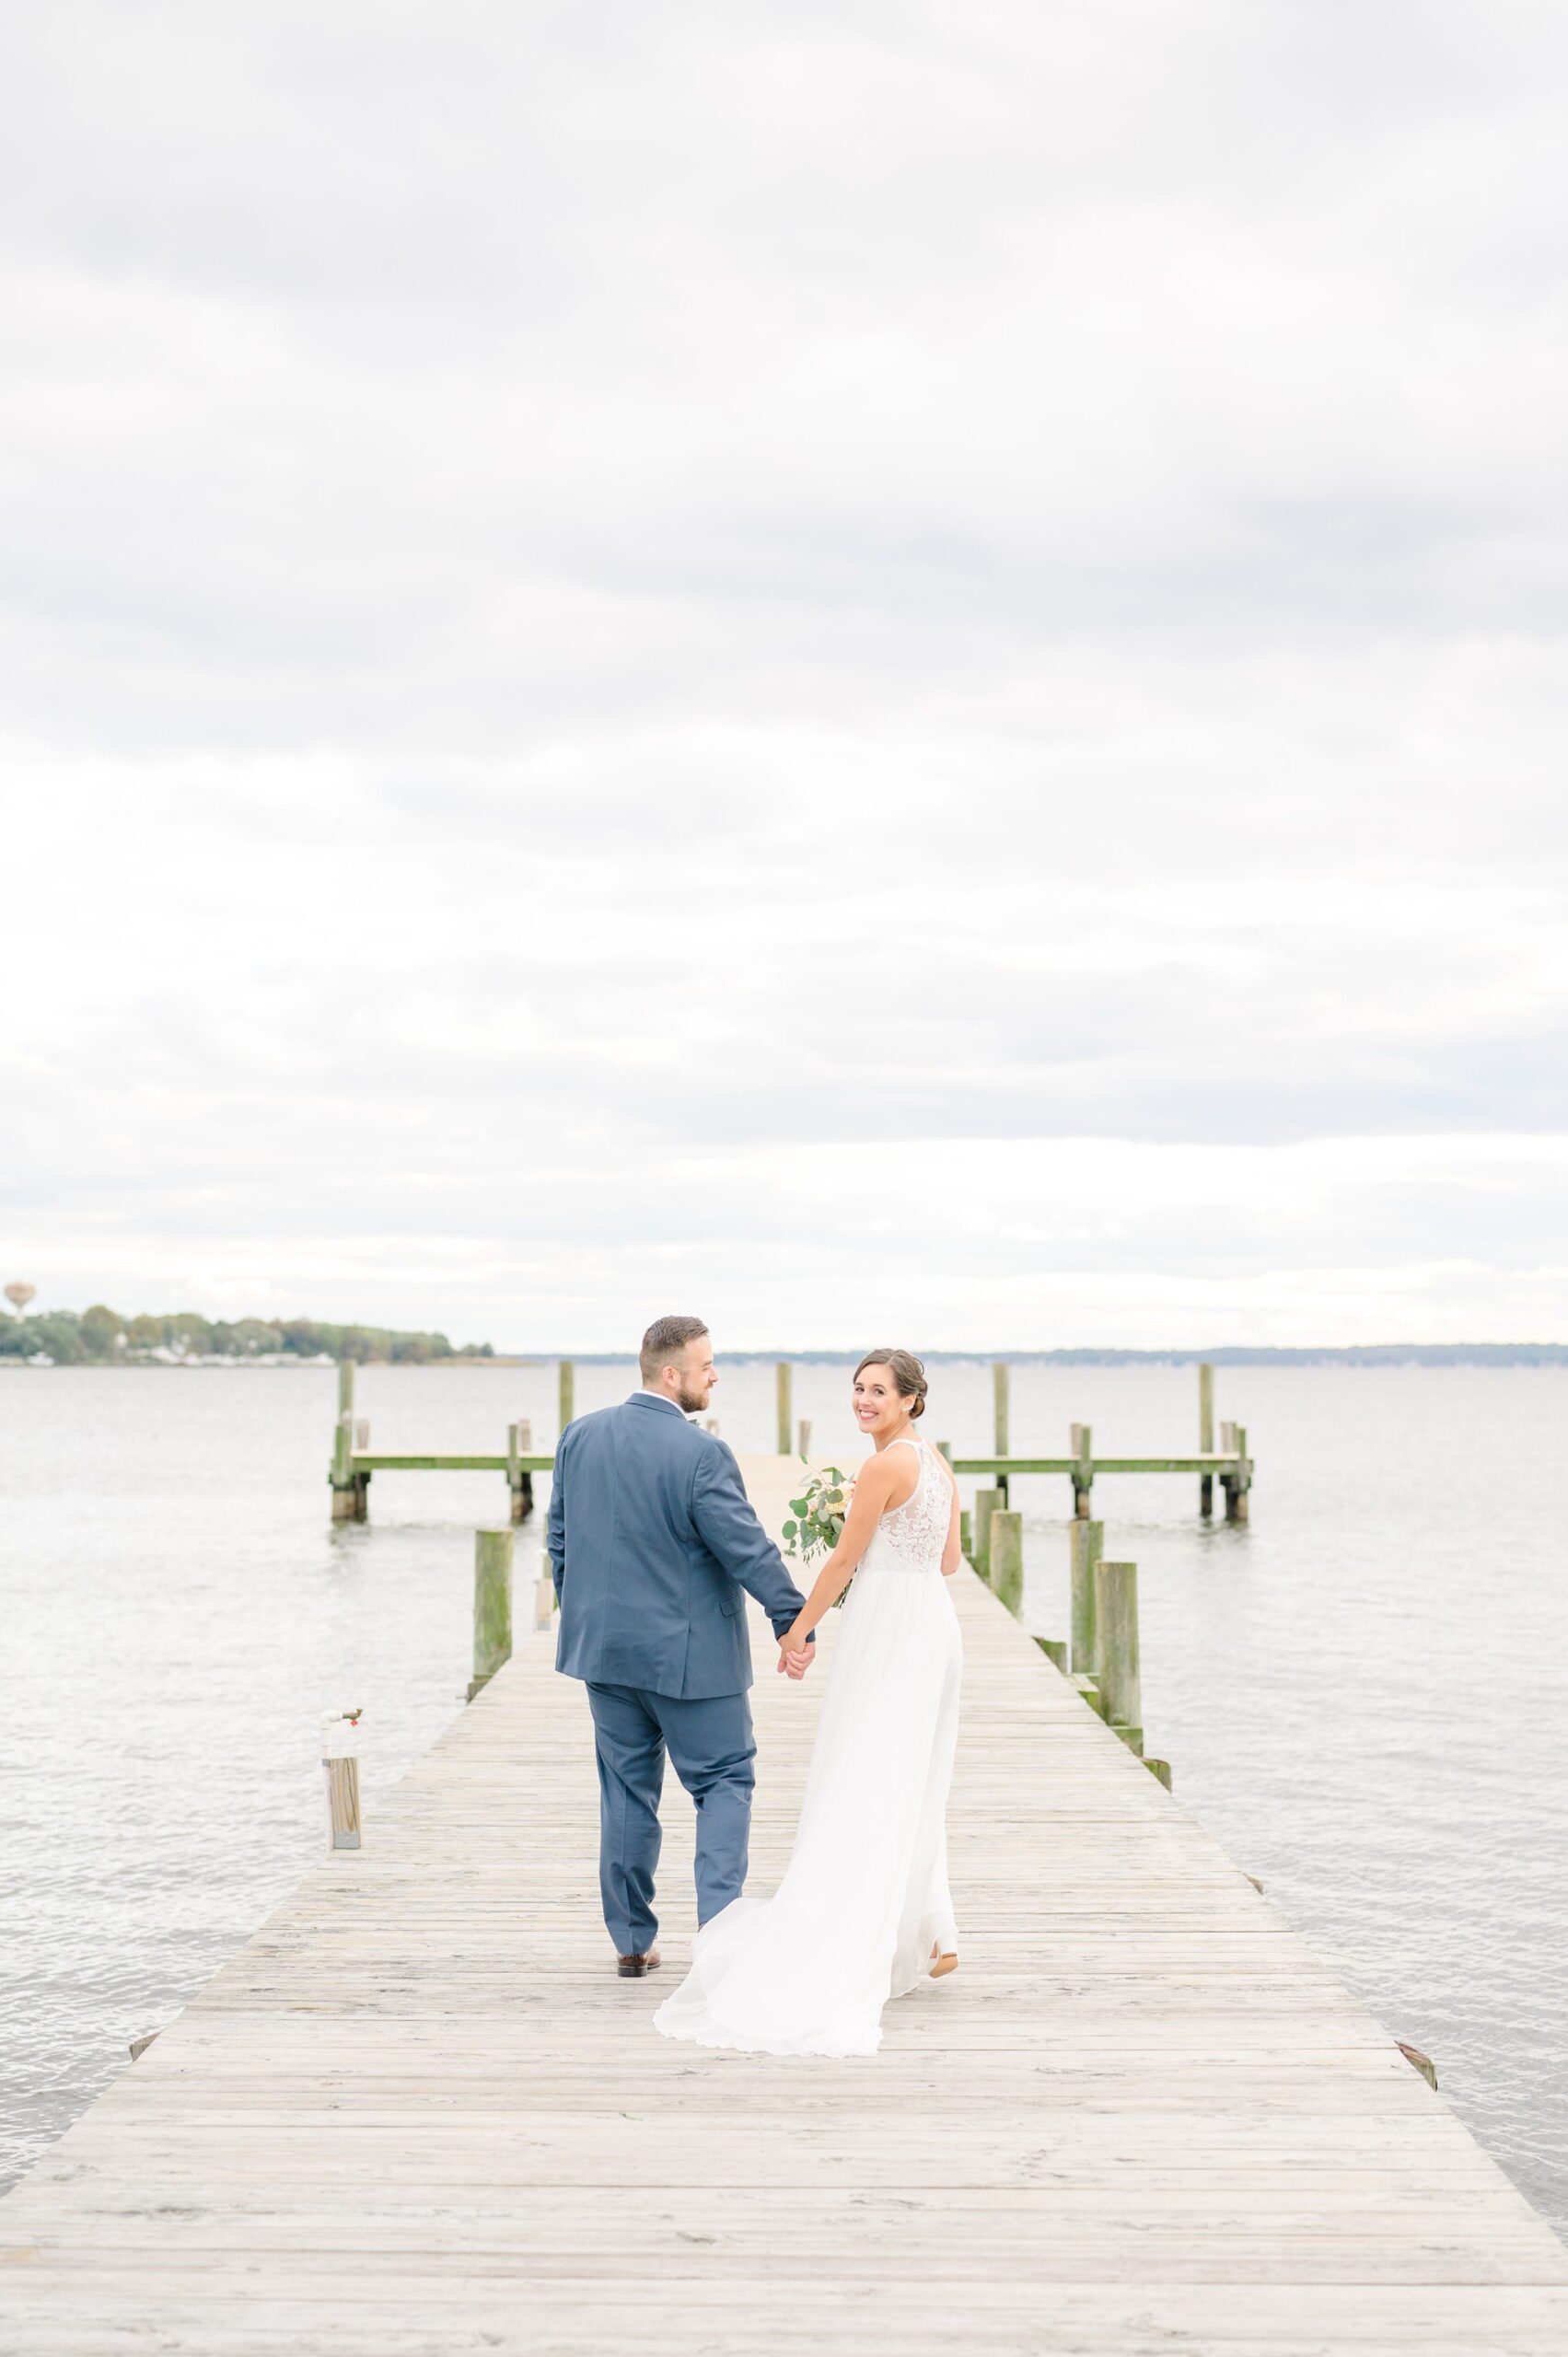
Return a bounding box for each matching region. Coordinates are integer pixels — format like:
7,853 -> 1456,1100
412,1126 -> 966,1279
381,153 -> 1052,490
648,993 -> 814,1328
640,1314 -> 709,1383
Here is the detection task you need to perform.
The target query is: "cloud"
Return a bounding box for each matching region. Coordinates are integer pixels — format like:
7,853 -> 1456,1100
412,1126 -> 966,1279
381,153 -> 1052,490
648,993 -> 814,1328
2,4 -> 1567,1343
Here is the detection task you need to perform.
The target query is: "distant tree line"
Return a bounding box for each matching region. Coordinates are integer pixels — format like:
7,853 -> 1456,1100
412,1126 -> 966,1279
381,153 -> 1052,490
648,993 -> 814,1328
0,1307 -> 494,1364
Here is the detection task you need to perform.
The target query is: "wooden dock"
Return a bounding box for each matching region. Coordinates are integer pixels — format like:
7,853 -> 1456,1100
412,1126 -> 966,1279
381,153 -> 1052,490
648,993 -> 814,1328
328,1357 -> 1255,1525
4,1460 -> 1564,2353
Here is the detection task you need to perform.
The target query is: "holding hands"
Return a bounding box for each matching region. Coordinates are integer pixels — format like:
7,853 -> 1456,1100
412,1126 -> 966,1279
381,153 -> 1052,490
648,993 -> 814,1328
777,1629 -> 814,1680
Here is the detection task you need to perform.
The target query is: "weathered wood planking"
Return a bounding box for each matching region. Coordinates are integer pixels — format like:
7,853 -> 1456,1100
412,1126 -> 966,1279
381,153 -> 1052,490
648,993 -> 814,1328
2,1454 -> 1564,2355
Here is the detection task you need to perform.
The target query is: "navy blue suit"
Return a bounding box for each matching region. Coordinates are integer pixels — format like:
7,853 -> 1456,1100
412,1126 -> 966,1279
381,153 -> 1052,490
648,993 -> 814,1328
547,1391 -> 811,1954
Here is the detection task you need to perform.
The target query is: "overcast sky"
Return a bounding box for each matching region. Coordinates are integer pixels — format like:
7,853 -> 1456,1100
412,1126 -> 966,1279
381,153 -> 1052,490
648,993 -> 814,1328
4,3 -> 1567,1350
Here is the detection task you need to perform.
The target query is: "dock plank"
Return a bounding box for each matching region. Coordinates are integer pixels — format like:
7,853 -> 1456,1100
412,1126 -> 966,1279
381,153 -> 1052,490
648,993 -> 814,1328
2,1457 -> 1564,2353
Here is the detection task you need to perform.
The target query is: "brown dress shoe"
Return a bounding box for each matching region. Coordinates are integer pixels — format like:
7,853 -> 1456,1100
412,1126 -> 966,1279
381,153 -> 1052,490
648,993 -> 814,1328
617,1946 -> 661,1978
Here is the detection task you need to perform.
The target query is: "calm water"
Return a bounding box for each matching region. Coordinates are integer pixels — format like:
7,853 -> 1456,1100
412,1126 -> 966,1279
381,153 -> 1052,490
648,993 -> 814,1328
2,1361 -> 1565,2240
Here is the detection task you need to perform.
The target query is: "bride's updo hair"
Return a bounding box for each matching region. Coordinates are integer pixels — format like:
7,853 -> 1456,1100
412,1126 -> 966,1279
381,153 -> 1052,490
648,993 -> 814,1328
853,1347 -> 928,1419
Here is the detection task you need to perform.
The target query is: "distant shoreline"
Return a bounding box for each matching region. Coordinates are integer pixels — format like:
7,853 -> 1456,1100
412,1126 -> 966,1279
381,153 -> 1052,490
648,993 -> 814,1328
5,1345 -> 1566,1370
540,1345 -> 1568,1367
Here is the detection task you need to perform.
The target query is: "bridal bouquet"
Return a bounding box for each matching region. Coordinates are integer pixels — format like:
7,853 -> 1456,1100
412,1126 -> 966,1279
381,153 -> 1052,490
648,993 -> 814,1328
783,1469 -> 855,1604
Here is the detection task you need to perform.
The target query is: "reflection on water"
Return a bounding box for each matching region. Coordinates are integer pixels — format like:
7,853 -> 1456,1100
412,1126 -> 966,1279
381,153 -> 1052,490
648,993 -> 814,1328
1,1358 -> 1564,2241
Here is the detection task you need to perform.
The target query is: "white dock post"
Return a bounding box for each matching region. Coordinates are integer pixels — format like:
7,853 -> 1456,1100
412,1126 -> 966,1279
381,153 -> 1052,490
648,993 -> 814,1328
321,1711 -> 364,1850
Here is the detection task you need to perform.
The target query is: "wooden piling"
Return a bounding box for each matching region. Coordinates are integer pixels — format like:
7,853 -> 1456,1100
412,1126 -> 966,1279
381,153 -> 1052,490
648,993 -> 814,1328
796,1418 -> 811,1460
1070,1517 -> 1103,1673
990,1508 -> 1024,1617
468,1528 -> 514,1701
354,1418 -> 369,1452
1198,1362 -> 1214,1516
972,1486 -> 1003,1577
991,1367 -> 1011,1501
321,1714 -> 362,1852
775,1362 -> 793,1456
1229,1423 -> 1251,1523
329,1416 -> 367,1522
324,1756 -> 362,1849
1145,1758 -> 1173,1791
330,1363 -> 368,1521
330,1412 -> 354,1519
959,1507 -> 972,1558
1070,1422 -> 1093,1519
1094,1558 -> 1143,1753
1219,1420 -> 1250,1522
507,1420 -> 535,1525
330,1362 -> 354,1516
1033,1635 -> 1069,1671
557,1360 -> 575,1436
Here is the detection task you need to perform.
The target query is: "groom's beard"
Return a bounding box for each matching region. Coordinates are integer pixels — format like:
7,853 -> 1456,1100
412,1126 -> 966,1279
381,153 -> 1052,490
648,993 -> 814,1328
672,1381 -> 711,1415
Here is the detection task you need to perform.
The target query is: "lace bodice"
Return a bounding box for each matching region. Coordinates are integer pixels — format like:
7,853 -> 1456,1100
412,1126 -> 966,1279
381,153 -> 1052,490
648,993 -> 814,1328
864,1436 -> 951,1576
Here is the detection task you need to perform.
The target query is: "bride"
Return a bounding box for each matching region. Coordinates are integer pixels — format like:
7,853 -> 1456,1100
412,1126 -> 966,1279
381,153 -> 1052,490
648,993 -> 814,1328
653,1348 -> 964,2058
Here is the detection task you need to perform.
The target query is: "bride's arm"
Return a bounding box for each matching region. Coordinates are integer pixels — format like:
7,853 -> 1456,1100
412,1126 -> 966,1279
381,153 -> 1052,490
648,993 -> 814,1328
779,1453 -> 901,1655
941,1469 -> 962,1575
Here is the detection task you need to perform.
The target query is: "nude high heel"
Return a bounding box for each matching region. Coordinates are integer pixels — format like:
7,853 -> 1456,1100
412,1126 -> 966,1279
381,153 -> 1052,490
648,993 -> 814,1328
929,1942 -> 958,1979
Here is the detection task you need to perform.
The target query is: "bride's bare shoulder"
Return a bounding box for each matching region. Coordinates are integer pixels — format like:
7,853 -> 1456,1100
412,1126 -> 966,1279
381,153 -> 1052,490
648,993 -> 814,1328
854,1449 -> 898,1490
856,1446 -> 918,1503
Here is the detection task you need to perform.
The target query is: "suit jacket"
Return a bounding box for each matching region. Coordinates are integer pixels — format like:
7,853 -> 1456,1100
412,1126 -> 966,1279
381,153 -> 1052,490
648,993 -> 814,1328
547,1391 -> 811,1699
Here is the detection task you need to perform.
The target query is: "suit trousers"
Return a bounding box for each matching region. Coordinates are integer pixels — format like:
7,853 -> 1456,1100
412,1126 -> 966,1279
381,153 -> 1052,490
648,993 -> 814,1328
585,1682 -> 757,1956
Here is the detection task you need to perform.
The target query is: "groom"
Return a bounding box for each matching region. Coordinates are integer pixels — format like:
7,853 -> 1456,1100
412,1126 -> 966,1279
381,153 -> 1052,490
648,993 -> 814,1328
547,1316 -> 815,1976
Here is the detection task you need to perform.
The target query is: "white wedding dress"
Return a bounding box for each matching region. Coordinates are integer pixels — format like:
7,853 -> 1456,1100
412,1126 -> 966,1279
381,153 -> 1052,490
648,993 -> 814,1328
653,1433 -> 964,2058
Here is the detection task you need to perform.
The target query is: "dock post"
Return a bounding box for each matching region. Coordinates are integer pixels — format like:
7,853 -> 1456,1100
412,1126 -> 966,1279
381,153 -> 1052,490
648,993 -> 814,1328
972,1486 -> 1004,1577
321,1712 -> 363,1851
1070,1422 -> 1093,1519
557,1359 -> 575,1436
797,1417 -> 811,1459
959,1507 -> 972,1558
1198,1362 -> 1214,1516
330,1410 -> 354,1519
1227,1423 -> 1251,1523
469,1529 -> 514,1701
1070,1518 -> 1103,1672
507,1420 -> 535,1525
776,1362 -> 793,1455
993,1362 -> 1010,1497
1094,1559 -> 1144,1753
535,1546 -> 556,1632
990,1508 -> 1024,1617
1034,1636 -> 1069,1671
354,1418 -> 369,1452
330,1362 -> 367,1522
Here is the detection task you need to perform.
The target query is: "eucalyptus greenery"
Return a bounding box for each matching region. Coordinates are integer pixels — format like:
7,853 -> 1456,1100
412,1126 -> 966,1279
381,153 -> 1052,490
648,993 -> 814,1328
783,1469 -> 857,1606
